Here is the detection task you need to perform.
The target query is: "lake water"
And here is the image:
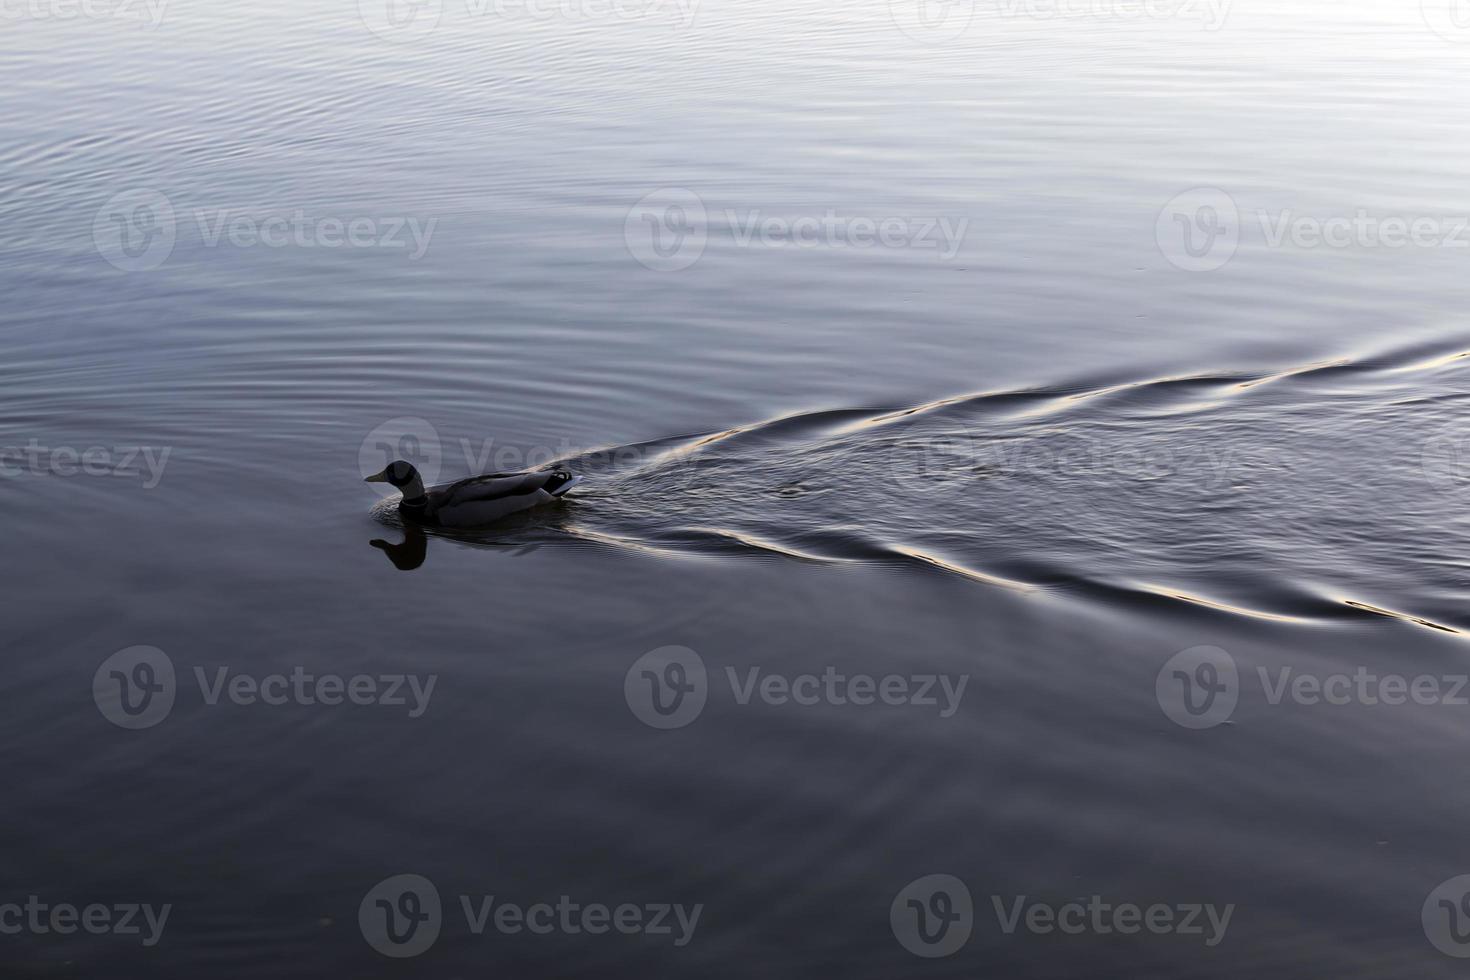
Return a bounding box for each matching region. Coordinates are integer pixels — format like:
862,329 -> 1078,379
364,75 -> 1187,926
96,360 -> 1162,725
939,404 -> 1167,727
5,0 -> 1470,975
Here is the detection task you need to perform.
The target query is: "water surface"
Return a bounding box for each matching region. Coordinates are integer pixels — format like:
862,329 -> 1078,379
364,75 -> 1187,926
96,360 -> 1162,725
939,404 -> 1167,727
5,0 -> 1470,975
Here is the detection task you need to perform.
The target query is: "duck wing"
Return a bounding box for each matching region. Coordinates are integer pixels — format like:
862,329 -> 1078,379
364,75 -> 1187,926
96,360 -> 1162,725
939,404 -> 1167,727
425,469 -> 580,527
432,471 -> 555,506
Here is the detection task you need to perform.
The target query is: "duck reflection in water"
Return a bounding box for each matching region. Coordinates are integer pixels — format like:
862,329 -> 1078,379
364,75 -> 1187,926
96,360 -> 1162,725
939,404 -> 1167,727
368,522 -> 553,571
370,523 -> 428,571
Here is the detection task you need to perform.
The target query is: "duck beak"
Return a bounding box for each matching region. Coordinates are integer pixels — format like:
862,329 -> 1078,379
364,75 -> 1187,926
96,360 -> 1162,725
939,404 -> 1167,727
364,468 -> 389,483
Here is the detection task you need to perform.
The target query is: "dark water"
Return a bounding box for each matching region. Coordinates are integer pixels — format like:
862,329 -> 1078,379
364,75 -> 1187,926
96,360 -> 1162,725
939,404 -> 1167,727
6,0 -> 1470,975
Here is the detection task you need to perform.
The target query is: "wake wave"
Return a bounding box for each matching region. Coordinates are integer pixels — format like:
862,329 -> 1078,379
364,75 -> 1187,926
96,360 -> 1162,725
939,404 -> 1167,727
389,338 -> 1470,636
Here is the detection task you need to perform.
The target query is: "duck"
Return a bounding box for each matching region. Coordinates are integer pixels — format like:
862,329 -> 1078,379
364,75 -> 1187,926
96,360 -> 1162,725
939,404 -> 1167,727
364,459 -> 582,528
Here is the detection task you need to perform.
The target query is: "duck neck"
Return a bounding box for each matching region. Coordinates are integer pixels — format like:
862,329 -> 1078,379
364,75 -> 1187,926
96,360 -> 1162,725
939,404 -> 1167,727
398,474 -> 426,506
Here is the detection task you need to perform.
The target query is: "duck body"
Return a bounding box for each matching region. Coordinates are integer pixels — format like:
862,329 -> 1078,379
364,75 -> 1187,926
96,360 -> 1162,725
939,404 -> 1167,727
366,460 -> 581,528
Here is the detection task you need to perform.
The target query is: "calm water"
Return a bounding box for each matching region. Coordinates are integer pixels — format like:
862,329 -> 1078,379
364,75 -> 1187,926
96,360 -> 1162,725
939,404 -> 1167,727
6,0 -> 1470,975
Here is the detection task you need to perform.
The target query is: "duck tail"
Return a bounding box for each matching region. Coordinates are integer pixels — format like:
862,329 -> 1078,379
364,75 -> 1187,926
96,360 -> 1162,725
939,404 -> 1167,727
544,471 -> 583,497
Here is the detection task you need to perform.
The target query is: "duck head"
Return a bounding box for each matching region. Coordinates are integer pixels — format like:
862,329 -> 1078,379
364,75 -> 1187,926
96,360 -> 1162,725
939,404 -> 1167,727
364,459 -> 426,501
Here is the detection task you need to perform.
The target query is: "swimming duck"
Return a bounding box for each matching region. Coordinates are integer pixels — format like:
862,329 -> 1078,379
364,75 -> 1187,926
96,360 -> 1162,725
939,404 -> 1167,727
364,459 -> 582,528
